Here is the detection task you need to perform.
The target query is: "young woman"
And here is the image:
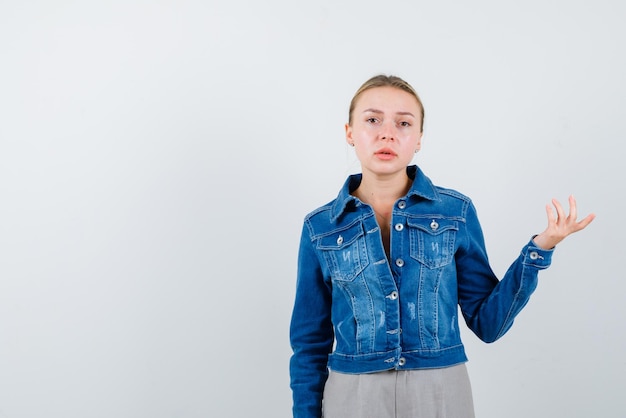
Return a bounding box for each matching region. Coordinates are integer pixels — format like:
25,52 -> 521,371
289,75 -> 595,418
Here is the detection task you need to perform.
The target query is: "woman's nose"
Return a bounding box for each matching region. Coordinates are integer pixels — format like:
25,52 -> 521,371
380,123 -> 396,141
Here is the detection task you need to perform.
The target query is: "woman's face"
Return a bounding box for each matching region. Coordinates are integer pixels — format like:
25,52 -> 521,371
346,86 -> 423,177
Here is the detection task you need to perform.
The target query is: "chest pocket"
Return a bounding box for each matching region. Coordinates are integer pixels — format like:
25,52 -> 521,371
407,218 -> 458,269
317,223 -> 369,282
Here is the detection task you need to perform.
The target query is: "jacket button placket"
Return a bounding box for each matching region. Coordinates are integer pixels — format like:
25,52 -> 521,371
387,208 -> 405,358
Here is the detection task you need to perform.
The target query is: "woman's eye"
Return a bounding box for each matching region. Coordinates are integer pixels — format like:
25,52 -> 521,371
366,117 -> 378,124
399,121 -> 411,127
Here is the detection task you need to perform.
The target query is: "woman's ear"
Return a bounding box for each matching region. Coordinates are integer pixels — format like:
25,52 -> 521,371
345,123 -> 354,146
415,132 -> 423,152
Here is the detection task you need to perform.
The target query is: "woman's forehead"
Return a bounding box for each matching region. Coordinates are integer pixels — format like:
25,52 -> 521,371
355,87 -> 422,112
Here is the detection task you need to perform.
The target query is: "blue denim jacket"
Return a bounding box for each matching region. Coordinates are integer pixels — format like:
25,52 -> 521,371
289,165 -> 553,418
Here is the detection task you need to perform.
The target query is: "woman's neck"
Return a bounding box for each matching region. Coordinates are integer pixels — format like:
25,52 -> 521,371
353,170 -> 412,207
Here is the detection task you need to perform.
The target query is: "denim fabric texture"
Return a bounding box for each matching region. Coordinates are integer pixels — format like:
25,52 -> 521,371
289,165 -> 553,418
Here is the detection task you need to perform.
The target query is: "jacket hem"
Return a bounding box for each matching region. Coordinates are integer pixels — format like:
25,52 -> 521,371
328,344 -> 468,374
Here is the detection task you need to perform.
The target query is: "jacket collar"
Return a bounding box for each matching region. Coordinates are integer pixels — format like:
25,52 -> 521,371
330,165 -> 441,222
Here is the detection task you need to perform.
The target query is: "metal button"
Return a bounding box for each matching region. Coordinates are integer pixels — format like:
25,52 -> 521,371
336,235 -> 343,245
529,251 -> 539,260
398,357 -> 406,366
398,201 -> 406,209
394,223 -> 404,232
389,291 -> 398,300
430,220 -> 439,230
395,259 -> 404,267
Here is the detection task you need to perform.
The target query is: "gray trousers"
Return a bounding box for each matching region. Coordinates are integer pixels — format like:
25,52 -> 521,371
322,364 -> 475,418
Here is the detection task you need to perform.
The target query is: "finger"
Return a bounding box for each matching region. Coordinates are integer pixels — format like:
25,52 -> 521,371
545,203 -> 556,224
568,194 -> 578,222
575,213 -> 596,230
552,198 -> 566,222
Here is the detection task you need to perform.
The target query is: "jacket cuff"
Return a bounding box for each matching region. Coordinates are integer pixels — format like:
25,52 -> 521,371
521,237 -> 554,269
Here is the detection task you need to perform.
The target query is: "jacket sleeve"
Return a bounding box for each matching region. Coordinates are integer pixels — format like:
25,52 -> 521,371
456,201 -> 554,343
289,222 -> 334,418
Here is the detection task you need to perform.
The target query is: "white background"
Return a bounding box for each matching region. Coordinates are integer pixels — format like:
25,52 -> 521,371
1,1 -> 624,417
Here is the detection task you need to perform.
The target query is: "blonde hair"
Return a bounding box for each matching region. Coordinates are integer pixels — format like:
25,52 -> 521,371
348,74 -> 425,132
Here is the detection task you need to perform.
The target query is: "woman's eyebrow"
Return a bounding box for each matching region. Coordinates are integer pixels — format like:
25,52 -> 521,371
362,108 -> 415,118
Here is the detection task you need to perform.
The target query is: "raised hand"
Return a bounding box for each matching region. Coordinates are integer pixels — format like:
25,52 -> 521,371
532,195 -> 595,250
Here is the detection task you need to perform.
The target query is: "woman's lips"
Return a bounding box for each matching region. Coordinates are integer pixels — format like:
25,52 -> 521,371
375,148 -> 396,160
